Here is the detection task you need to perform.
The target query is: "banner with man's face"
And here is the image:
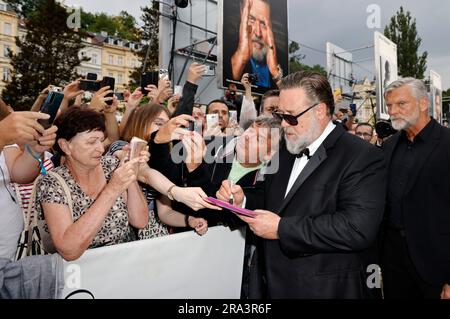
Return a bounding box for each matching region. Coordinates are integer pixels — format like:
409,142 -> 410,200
430,70 -> 443,124
374,31 -> 398,121
218,0 -> 288,94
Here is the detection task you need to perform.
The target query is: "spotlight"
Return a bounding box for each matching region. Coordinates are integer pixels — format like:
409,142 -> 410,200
175,0 -> 189,8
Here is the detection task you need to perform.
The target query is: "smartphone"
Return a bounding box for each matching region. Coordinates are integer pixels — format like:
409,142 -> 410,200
79,79 -> 101,92
174,85 -> 183,97
86,73 -> 97,81
129,137 -> 148,160
115,92 -> 124,101
141,71 -> 159,93
188,120 -> 195,132
203,65 -> 215,76
206,114 -> 219,130
194,120 -> 203,135
48,85 -> 62,93
350,103 -> 357,116
159,69 -> 169,80
38,92 -> 64,129
101,76 -> 115,106
229,110 -> 238,123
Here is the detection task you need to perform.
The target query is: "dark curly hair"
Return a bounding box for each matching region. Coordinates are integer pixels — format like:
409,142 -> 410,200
53,107 -> 106,155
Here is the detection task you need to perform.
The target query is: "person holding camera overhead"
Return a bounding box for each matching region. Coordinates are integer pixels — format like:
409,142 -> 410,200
109,102 -> 210,239
35,107 -> 149,261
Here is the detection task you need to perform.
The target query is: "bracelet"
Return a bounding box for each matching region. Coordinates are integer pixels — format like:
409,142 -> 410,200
25,145 -> 47,175
166,184 -> 177,201
185,214 -> 190,228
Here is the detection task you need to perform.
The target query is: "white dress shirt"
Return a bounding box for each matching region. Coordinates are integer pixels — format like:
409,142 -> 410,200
285,121 -> 336,197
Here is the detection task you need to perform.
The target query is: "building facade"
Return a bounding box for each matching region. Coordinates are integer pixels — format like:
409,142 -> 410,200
0,2 -> 141,95
101,35 -> 141,91
0,1 -> 18,92
77,33 -> 103,80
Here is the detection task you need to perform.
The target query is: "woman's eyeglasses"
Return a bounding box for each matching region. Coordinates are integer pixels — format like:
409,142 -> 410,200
272,102 -> 320,126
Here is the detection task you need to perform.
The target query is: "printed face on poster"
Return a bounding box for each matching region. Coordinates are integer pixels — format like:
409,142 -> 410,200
218,0 -> 288,94
430,70 -> 443,124
374,32 -> 398,120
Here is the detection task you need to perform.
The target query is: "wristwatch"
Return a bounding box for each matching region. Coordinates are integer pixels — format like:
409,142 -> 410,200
185,214 -> 190,228
167,184 -> 177,201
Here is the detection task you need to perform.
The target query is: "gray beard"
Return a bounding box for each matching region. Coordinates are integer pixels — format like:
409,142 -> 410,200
284,118 -> 321,156
285,137 -> 308,155
252,46 -> 267,64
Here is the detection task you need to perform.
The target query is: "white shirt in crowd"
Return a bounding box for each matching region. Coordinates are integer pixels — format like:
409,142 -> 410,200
242,121 -> 336,209
285,121 -> 336,197
0,145 -> 24,260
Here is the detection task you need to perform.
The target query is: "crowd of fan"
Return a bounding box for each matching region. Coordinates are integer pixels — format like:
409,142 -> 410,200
3,61 -> 447,299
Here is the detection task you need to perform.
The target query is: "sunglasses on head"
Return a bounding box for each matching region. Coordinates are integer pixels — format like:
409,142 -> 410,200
272,102 -> 320,126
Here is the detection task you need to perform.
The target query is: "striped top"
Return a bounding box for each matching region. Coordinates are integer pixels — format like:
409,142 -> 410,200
11,155 -> 54,211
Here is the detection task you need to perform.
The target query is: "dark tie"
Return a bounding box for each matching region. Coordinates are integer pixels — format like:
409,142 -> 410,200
296,148 -> 311,160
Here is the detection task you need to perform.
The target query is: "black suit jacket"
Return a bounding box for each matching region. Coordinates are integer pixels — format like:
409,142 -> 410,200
186,137 -> 260,228
382,119 -> 450,285
245,124 -> 386,298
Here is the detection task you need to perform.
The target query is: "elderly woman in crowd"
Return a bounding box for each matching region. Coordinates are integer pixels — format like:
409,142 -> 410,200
111,103 -> 214,238
36,107 -> 149,261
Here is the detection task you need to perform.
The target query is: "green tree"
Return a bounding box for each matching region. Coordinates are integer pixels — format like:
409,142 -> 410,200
83,12 -> 117,36
5,0 -> 42,18
129,4 -> 159,86
2,0 -> 88,110
114,11 -> 140,42
384,6 -> 428,79
80,10 -> 140,42
289,41 -> 327,76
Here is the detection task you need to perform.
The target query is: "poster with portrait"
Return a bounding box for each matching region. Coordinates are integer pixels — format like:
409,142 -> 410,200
374,32 -> 398,120
218,0 -> 289,94
430,70 -> 443,124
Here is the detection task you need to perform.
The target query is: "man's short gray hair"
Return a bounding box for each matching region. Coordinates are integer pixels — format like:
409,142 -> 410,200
253,115 -> 283,141
384,77 -> 428,100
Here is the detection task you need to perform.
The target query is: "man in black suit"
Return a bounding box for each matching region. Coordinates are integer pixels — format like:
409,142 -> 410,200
381,78 -> 450,299
217,71 -> 386,298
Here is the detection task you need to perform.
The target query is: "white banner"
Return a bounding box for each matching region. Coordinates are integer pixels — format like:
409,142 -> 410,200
62,226 -> 246,299
374,31 -> 398,120
326,42 -> 354,95
430,70 -> 443,124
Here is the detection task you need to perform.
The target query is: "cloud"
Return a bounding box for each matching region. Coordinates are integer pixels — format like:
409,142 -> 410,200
288,0 -> 450,88
64,0 -> 450,88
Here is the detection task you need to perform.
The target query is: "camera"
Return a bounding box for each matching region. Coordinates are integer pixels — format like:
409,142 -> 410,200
203,65 -> 215,76
248,73 -> 259,84
86,73 -> 97,81
375,120 -> 397,139
79,79 -> 101,92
